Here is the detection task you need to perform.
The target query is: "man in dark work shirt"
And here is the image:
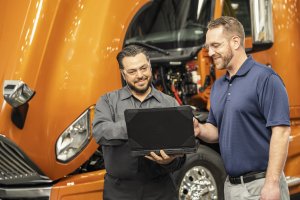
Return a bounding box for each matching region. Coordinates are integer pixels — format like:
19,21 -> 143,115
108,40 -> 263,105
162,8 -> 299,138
93,45 -> 186,200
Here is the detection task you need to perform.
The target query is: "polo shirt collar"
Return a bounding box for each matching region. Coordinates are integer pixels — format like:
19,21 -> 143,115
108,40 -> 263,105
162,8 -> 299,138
120,85 -> 162,103
224,55 -> 254,81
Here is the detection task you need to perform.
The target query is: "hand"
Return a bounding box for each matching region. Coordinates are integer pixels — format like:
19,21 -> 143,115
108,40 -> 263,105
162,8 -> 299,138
260,181 -> 280,200
145,150 -> 182,165
193,117 -> 201,137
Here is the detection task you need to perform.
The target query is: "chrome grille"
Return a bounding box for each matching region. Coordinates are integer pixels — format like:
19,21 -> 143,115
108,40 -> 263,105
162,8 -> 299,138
0,135 -> 50,185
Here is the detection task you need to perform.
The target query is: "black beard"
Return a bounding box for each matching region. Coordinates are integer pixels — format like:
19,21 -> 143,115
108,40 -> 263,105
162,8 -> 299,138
127,76 -> 153,94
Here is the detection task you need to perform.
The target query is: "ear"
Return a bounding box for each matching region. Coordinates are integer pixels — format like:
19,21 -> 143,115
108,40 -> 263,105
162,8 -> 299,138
231,36 -> 241,50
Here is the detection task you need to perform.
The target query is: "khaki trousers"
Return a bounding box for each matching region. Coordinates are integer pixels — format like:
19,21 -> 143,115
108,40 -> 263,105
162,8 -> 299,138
224,172 -> 290,200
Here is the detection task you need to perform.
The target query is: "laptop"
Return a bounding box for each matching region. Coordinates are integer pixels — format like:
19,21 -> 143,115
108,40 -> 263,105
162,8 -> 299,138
124,105 -> 196,156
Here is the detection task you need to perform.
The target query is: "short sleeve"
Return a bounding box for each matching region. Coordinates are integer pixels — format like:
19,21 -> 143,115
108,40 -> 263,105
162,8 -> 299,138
207,106 -> 217,127
259,74 -> 290,127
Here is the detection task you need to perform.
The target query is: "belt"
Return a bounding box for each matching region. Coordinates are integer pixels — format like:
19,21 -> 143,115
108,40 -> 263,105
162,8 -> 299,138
229,172 -> 266,184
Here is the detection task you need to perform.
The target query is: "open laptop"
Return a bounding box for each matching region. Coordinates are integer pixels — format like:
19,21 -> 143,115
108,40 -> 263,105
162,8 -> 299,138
124,105 -> 196,156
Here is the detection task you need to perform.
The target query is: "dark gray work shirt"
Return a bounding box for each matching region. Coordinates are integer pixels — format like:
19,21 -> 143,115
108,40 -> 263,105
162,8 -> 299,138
207,56 -> 290,177
93,86 -> 185,180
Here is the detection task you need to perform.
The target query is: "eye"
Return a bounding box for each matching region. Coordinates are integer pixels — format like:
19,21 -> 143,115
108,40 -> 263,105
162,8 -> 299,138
127,70 -> 136,75
212,43 -> 221,48
141,66 -> 148,71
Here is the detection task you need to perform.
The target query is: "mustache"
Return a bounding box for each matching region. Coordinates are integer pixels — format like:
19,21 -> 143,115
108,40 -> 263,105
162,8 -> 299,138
212,54 -> 221,60
134,76 -> 148,83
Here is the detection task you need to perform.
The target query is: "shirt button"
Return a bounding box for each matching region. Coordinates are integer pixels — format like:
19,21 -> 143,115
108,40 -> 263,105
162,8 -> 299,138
228,93 -> 231,95
229,84 -> 232,86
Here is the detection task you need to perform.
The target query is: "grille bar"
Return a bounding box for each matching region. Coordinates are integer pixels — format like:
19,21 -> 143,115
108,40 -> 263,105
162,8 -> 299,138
0,136 -> 50,185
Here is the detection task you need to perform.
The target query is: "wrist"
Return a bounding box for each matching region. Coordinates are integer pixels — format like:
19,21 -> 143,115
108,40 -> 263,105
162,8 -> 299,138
265,174 -> 280,185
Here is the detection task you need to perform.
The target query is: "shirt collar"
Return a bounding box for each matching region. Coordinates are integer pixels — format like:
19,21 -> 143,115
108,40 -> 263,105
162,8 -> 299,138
224,55 -> 254,81
120,85 -> 162,103
120,86 -> 132,100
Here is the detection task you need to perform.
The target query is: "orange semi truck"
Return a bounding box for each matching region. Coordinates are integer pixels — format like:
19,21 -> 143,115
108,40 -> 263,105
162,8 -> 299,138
0,0 -> 300,199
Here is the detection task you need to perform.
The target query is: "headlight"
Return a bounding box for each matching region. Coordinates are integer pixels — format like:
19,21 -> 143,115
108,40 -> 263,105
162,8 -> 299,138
56,107 -> 94,162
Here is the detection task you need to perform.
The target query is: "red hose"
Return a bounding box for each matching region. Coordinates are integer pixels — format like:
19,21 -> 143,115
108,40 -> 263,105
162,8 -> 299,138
171,84 -> 183,105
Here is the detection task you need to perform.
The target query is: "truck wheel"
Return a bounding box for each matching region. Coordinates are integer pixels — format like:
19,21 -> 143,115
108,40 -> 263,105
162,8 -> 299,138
174,145 -> 226,200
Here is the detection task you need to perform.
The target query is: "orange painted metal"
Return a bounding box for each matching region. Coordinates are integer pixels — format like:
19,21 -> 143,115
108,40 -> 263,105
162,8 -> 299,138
1,0 -> 300,198
50,170 -> 106,200
0,0 -> 149,198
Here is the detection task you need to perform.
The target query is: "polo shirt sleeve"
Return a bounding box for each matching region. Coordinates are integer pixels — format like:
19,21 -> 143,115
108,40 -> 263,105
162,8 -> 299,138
92,94 -> 127,145
207,106 -> 217,127
259,74 -> 290,127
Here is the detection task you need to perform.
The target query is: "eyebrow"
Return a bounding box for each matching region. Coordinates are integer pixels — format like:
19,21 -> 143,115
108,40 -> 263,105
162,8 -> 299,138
204,41 -> 223,49
125,63 -> 149,71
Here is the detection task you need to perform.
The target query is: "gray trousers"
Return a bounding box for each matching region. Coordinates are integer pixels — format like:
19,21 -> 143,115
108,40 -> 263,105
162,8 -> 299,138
224,173 -> 290,200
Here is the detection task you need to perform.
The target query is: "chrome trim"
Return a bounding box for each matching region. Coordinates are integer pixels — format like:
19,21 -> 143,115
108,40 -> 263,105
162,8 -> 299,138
250,0 -> 274,43
3,80 -> 35,108
0,135 -> 50,185
286,176 -> 300,187
178,166 -> 218,200
0,186 -> 51,199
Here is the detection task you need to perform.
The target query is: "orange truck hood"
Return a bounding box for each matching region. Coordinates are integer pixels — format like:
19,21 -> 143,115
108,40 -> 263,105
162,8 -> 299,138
0,0 -> 148,180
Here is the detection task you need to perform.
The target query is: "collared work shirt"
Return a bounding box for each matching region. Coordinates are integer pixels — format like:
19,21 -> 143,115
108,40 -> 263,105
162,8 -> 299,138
93,86 -> 185,179
207,56 -> 290,177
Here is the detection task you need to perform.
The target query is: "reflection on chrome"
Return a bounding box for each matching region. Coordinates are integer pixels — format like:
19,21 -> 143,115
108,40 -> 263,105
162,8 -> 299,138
3,80 -> 35,108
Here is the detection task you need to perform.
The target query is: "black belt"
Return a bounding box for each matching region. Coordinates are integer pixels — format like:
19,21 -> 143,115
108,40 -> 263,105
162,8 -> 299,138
229,172 -> 266,184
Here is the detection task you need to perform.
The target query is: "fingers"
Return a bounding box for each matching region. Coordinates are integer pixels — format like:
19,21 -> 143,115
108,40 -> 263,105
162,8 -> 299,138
193,117 -> 201,137
145,151 -> 176,165
144,150 -> 185,165
193,117 -> 199,126
145,155 -> 155,161
160,150 -> 170,159
150,151 -> 162,161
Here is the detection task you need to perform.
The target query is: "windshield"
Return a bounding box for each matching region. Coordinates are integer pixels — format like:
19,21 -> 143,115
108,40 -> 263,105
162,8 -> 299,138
125,0 -> 212,50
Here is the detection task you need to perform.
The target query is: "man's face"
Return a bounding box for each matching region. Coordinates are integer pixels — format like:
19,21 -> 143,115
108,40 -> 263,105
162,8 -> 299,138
121,53 -> 152,94
205,26 -> 234,70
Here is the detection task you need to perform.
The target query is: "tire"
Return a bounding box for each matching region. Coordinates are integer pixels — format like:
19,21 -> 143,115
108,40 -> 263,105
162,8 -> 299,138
174,144 -> 226,200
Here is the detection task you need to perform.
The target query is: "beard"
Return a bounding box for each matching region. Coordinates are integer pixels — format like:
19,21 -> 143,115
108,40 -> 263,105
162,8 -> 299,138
213,46 -> 234,70
127,75 -> 153,94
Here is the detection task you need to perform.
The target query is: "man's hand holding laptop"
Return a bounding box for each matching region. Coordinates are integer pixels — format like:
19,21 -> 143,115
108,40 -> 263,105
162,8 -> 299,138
145,150 -> 184,165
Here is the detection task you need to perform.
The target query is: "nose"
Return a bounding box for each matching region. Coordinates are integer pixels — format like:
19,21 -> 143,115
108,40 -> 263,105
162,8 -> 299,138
136,69 -> 143,78
208,46 -> 215,57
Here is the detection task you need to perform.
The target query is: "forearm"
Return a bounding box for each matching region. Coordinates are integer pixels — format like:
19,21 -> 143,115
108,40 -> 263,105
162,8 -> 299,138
265,126 -> 290,183
92,95 -> 128,145
93,120 -> 128,144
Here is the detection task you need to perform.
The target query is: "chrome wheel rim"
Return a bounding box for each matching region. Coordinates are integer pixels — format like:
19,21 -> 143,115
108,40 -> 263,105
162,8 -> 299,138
179,166 -> 218,200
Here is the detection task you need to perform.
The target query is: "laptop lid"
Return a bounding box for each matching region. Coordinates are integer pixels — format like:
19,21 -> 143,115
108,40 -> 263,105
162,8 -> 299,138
124,105 -> 196,156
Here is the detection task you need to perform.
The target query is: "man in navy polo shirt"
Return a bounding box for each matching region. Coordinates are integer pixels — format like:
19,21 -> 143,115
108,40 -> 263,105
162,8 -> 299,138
194,16 -> 290,200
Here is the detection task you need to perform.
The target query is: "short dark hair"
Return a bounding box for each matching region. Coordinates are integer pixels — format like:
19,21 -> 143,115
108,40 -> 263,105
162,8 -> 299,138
116,45 -> 150,69
207,16 -> 245,46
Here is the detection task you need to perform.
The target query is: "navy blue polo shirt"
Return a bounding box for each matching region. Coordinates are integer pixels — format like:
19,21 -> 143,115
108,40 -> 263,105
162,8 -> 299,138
207,56 -> 290,177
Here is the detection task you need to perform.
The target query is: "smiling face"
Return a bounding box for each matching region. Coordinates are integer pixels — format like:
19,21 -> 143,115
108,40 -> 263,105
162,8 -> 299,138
121,53 -> 152,95
205,26 -> 234,70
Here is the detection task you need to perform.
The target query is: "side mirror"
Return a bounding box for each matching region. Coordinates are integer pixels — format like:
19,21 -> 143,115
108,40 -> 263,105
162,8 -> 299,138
249,0 -> 274,52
